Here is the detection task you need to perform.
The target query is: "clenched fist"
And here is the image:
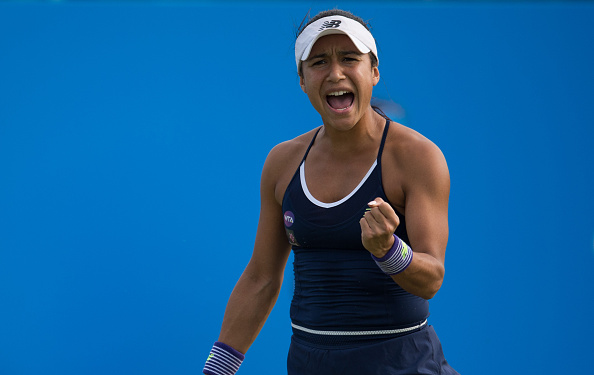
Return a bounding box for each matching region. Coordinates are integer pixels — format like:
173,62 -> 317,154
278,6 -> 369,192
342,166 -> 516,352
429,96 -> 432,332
359,197 -> 400,258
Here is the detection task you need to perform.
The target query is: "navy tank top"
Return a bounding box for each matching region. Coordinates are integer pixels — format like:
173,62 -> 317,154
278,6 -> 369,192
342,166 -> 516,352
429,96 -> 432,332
282,120 -> 429,332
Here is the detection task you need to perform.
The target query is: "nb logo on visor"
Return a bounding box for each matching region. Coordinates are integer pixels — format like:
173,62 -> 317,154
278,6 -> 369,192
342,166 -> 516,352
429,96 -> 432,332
318,20 -> 341,31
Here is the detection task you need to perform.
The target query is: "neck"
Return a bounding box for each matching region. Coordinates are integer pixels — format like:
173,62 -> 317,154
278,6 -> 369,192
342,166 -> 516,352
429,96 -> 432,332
319,108 -> 386,156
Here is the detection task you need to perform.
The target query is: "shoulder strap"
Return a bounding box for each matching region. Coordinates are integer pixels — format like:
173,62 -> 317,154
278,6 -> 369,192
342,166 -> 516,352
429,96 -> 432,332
375,119 -> 391,204
376,119 -> 391,161
301,126 -> 322,163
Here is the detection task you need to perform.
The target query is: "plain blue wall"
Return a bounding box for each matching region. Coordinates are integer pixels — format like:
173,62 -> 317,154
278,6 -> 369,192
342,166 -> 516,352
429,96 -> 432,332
1,1 -> 593,374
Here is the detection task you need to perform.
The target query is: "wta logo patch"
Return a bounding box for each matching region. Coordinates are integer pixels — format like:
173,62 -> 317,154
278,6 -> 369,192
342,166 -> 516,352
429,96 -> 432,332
284,211 -> 295,227
319,20 -> 341,31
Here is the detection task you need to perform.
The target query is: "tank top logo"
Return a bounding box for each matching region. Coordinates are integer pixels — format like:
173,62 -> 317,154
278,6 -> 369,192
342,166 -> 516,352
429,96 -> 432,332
284,211 -> 295,227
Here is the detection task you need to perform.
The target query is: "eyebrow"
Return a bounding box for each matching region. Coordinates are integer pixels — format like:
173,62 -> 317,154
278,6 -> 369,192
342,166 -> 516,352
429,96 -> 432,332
307,50 -> 363,60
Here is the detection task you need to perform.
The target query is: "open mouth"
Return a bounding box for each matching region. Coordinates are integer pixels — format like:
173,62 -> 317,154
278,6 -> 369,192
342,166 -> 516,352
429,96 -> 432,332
326,91 -> 354,111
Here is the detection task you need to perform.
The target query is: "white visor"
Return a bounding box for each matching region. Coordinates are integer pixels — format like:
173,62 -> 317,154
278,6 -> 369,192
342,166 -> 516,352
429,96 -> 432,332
295,15 -> 378,71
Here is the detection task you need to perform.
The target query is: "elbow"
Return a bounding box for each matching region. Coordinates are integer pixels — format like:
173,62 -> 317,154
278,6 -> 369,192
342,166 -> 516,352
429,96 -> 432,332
421,282 -> 442,300
421,265 -> 445,300
243,269 -> 283,298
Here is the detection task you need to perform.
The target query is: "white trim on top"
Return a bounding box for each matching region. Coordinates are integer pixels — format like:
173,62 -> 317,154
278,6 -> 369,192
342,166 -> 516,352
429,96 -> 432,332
300,160 -> 377,208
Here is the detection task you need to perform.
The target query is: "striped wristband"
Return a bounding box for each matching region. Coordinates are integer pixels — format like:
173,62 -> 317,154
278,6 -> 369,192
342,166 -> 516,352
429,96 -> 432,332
203,341 -> 245,375
371,234 -> 413,275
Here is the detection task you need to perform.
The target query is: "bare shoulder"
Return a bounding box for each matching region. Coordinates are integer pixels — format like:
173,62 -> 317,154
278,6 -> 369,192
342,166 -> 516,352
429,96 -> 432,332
261,127 -> 321,204
264,127 -> 320,175
384,122 -> 450,199
390,122 -> 447,165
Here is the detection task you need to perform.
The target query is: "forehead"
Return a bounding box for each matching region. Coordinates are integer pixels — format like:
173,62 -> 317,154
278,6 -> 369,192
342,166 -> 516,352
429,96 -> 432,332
309,34 -> 359,56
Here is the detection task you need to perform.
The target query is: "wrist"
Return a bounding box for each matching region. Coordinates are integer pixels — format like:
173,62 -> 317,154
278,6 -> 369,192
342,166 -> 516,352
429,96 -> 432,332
371,234 -> 396,258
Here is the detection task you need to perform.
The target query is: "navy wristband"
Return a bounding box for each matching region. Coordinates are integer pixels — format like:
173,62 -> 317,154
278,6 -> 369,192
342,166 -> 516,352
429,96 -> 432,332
203,341 -> 245,375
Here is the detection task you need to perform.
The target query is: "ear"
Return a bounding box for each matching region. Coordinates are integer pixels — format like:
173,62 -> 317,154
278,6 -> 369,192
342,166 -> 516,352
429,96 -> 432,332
299,75 -> 307,93
372,66 -> 380,87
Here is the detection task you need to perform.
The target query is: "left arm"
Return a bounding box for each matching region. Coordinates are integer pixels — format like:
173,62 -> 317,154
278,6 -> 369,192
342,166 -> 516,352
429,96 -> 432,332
360,141 -> 450,300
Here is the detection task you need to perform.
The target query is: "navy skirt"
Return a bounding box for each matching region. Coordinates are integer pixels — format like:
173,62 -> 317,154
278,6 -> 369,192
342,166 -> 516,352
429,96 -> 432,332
287,325 -> 459,375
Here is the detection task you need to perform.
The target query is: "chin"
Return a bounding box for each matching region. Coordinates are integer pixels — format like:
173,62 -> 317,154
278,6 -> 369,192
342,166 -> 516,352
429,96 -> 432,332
323,117 -> 359,131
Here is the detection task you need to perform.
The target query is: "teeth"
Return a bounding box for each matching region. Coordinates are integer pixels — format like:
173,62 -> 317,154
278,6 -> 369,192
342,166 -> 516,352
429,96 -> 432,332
328,91 -> 351,96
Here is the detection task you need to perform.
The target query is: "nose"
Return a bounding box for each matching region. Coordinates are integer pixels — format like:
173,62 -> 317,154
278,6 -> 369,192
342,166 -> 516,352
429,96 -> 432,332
326,60 -> 346,82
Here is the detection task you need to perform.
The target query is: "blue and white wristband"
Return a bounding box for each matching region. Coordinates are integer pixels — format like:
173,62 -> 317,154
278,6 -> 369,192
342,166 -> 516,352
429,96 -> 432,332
203,341 -> 245,375
371,234 -> 413,275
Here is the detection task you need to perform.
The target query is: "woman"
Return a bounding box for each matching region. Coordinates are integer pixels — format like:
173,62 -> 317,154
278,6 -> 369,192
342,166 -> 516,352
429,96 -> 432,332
203,9 -> 458,375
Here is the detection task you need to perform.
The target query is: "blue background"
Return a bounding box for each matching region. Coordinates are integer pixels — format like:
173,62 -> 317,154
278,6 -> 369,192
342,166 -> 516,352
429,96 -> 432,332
1,1 -> 593,374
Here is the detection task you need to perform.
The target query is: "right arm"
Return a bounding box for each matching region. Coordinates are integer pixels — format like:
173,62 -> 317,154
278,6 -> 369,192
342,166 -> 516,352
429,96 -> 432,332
216,146 -> 293,354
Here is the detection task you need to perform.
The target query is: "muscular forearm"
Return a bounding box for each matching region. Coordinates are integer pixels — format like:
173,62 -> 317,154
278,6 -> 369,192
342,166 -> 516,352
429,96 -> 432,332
391,251 -> 444,300
361,198 -> 446,300
217,270 -> 282,354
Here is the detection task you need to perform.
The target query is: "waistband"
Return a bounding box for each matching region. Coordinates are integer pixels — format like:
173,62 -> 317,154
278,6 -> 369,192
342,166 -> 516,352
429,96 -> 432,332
291,319 -> 428,348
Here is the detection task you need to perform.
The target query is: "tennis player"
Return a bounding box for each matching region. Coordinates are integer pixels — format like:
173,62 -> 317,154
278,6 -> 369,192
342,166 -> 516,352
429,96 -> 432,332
203,9 -> 458,375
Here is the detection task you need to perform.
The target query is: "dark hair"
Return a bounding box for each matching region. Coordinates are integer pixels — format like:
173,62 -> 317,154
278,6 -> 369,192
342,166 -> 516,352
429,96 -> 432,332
296,9 -> 378,76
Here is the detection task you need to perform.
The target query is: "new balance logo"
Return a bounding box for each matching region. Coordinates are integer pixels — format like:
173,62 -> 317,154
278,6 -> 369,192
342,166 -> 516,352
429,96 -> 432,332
319,20 -> 341,31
